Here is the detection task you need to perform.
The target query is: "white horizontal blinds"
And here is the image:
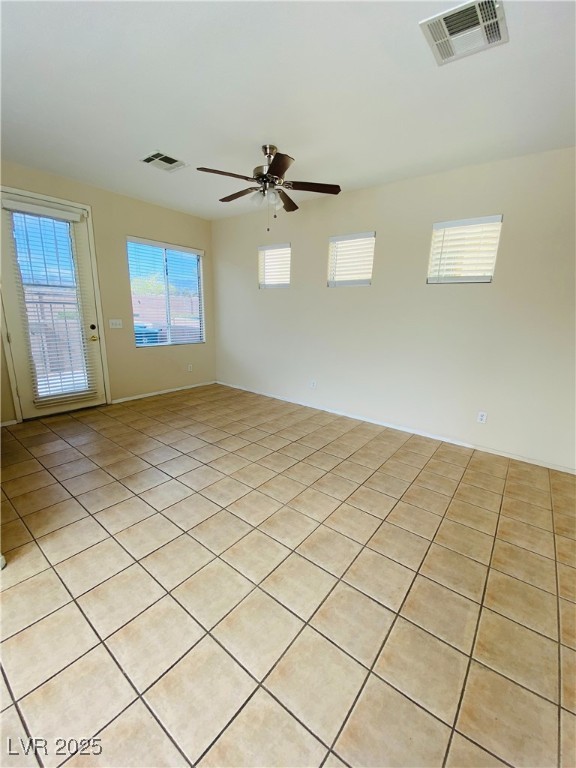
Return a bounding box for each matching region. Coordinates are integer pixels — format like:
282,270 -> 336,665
127,239 -> 204,346
427,215 -> 503,283
258,244 -> 291,287
7,210 -> 97,405
328,232 -> 375,286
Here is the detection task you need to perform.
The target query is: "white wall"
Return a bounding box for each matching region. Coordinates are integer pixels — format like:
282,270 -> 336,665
212,148 -> 575,472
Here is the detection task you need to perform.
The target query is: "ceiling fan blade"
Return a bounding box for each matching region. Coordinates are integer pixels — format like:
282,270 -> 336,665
287,181 -> 341,195
267,152 -> 294,179
278,189 -> 299,212
197,167 -> 255,182
219,188 -> 259,202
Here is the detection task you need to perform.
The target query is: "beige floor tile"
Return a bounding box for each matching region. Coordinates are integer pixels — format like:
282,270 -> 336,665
434,444 -> 472,467
145,636 -> 256,764
0,458 -> 43,483
561,709 -> 576,768
190,509 -> 251,554
2,469 -> 56,499
236,444 -> 273,462
311,583 -> 394,666
106,595 -> 204,692
213,588 -> 303,679
1,499 -> 18,524
198,688 -> 326,768
434,518 -> 493,564
402,485 -> 450,515
505,480 -> 552,510
446,733 -> 508,767
461,468 -> 505,495
226,490 -> 282,525
114,513 -> 181,559
497,516 -> 555,558
23,498 -> 88,538
375,617 -> 468,724
230,462 -> 277,488
93,496 -> 156,535
346,486 -> 396,518
562,645 -> 576,713
61,469 -> 114,496
19,645 -> 136,768
501,496 -> 553,531
386,500 -> 442,540
335,673 -> 450,767
421,543 -> 487,602
484,569 -> 558,639
401,575 -> 480,653
221,530 -> 290,583
425,457 -> 466,481
172,559 -> 253,628
0,541 -> 50,592
200,477 -> 252,507
454,483 -> 502,513
1,520 -> 32,552
365,470 -> 410,498
491,539 -> 557,593
140,534 -> 214,590
66,700 -> 186,768
37,517 -> 109,565
311,472 -> 359,501
559,562 -> 576,602
1,706 -> 37,768
304,450 -> 342,471
261,553 -> 337,619
56,537 -> 134,597
404,435 -> 440,456
367,521 -> 430,570
139,479 -> 193,511
265,626 -> 366,743
11,484 -> 71,515
104,456 -> 151,479
474,608 -> 558,702
414,469 -> 458,497
76,482 -> 133,513
78,563 -> 165,638
260,452 -> 299,473
2,602 -> 99,699
259,506 -> 319,548
49,457 -> 100,482
508,461 -> 550,491
122,467 -> 172,493
555,511 -> 576,540
289,488 -> 342,522
392,448 -> 429,469
258,474 -> 307,503
283,461 -> 327,486
344,547 -> 414,611
324,503 -> 380,544
161,493 -> 221,530
560,598 -> 576,649
457,662 -> 557,768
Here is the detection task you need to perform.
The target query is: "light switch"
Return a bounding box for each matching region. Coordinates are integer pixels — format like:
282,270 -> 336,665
109,319 -> 123,329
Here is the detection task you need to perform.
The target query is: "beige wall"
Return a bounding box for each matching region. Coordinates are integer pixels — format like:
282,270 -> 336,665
213,148 -> 576,472
1,161 -> 215,418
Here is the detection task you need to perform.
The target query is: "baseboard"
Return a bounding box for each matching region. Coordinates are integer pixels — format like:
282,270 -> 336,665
1,420 -> 18,427
216,380 -> 576,475
111,381 -> 217,404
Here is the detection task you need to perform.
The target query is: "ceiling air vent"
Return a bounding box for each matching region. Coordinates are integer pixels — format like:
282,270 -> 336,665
420,0 -> 509,65
141,152 -> 186,172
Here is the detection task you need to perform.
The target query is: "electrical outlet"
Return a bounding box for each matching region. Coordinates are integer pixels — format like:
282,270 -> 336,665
309,380 -> 317,389
187,364 -> 194,372
477,411 -> 488,424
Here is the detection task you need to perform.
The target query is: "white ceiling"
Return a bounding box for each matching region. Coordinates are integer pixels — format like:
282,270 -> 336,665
2,1 -> 574,220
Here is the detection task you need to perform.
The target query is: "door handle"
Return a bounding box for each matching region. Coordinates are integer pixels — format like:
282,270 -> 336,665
90,335 -> 99,341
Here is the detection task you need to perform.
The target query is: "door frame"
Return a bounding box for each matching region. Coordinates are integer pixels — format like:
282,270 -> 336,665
1,185 -> 112,421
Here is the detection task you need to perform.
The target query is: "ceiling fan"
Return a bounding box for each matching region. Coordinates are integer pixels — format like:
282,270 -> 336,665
197,144 -> 341,212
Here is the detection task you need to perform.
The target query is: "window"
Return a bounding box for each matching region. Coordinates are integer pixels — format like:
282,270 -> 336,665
127,238 -> 204,346
427,215 -> 503,284
328,232 -> 375,286
258,244 -> 291,288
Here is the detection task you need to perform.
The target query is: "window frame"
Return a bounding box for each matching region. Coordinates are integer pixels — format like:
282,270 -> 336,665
258,243 -> 291,289
327,231 -> 376,287
426,215 -> 503,285
126,236 -> 205,348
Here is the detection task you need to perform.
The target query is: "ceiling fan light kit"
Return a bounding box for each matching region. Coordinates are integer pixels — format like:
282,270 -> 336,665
197,144 -> 341,215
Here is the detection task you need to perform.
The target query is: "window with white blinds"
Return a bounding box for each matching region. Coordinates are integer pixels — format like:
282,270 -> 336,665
327,232 -> 375,287
6,208 -> 97,404
258,244 -> 291,288
127,238 -> 204,346
427,216 -> 503,284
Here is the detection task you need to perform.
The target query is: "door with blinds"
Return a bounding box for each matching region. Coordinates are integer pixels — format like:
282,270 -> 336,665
1,191 -> 107,419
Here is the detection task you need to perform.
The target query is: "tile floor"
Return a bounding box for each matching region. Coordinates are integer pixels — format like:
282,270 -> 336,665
0,384 -> 574,768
